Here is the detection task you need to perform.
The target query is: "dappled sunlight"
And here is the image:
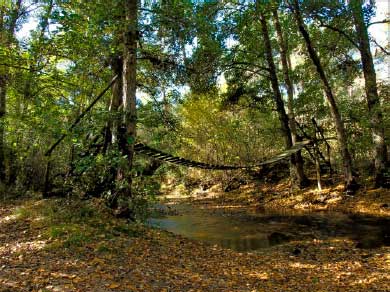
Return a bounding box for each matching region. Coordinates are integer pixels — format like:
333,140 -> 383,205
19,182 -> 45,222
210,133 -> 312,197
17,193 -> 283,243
289,262 -> 317,269
0,204 -> 28,225
1,196 -> 389,291
247,271 -> 269,280
0,213 -> 18,224
322,260 -> 364,275
196,178 -> 390,217
0,239 -> 47,255
0,277 -> 20,291
351,273 -> 390,288
199,204 -> 248,210
2,0 -> 390,290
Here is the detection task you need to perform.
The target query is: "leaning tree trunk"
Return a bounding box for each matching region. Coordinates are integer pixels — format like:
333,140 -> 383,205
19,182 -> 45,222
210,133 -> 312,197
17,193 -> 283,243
291,0 -> 357,192
350,0 -> 388,188
272,7 -> 309,188
113,0 -> 138,214
258,8 -> 300,185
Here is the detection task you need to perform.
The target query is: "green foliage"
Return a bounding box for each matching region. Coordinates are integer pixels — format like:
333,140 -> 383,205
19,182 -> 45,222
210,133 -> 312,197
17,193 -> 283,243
129,174 -> 161,221
178,92 -> 283,166
62,232 -> 91,248
13,198 -> 143,251
1,0 -> 388,203
13,205 -> 34,219
48,224 -> 92,248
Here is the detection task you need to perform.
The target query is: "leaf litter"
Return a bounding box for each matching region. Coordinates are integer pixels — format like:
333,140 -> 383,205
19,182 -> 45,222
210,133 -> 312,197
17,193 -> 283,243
0,198 -> 389,291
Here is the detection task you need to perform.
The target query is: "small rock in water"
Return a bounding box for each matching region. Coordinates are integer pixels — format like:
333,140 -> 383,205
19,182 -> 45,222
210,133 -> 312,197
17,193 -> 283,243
355,237 -> 382,249
268,232 -> 290,245
292,248 -> 301,256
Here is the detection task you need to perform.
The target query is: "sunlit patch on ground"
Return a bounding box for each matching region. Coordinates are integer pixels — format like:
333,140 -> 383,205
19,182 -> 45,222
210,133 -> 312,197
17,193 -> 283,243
248,271 -> 269,280
289,262 -> 317,269
0,277 -> 20,290
0,239 -> 47,255
170,179 -> 390,217
0,213 -> 18,224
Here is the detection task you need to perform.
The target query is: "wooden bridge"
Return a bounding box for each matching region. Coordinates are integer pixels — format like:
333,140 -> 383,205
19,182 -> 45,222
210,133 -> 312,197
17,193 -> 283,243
134,140 -> 313,170
43,75 -> 330,194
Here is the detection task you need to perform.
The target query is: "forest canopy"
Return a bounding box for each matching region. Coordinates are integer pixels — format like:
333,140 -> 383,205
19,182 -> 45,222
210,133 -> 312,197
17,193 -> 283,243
0,0 -> 389,215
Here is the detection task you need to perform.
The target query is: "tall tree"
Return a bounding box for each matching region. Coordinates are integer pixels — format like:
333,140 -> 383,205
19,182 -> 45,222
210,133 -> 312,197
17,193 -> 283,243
350,0 -> 388,187
290,0 -> 357,192
114,0 -> 138,212
271,6 -> 309,187
257,5 -> 306,187
0,0 -> 23,184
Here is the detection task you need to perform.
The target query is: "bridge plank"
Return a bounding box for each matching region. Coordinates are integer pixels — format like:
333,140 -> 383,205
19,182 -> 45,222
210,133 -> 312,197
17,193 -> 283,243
134,140 -> 311,170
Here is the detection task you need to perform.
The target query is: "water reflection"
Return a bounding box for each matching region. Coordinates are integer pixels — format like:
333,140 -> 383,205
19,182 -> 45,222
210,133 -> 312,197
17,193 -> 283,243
148,204 -> 390,252
218,237 -> 270,251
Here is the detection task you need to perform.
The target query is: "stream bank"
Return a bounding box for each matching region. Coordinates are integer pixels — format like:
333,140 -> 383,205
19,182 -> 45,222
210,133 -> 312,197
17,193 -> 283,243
159,179 -> 390,217
1,197 -> 389,291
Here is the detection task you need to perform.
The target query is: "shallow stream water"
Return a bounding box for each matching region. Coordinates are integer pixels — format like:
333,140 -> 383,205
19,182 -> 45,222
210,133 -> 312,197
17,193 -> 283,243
148,204 -> 390,252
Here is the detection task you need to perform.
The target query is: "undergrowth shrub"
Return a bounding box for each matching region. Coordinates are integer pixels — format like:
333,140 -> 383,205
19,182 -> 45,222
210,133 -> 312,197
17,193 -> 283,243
13,198 -> 144,250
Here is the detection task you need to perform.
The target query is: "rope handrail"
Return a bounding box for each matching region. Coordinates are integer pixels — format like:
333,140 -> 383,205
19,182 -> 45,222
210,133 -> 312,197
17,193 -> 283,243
134,140 -> 312,170
45,75 -> 119,157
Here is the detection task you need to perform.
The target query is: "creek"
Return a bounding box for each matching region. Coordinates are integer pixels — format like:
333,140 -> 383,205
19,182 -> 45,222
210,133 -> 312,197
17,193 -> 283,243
148,203 -> 390,252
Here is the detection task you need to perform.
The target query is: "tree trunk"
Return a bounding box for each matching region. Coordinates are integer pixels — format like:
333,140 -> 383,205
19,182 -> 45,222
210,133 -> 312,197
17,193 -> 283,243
113,0 -> 138,213
258,8 -> 299,185
0,7 -> 7,183
272,7 -> 309,188
110,56 -> 123,146
0,0 -> 22,184
0,75 -> 6,182
350,0 -> 388,188
122,0 -> 138,180
291,0 -> 358,192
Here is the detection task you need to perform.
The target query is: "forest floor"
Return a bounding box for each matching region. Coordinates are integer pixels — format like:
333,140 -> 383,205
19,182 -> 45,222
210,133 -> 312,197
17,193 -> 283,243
0,181 -> 389,292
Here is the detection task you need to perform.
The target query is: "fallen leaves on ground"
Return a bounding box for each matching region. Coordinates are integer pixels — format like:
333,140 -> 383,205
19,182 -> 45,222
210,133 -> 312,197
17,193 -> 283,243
186,181 -> 390,218
0,198 -> 389,291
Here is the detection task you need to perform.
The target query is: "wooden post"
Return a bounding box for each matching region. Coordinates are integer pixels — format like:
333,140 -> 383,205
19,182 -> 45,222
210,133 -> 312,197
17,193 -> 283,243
312,117 -> 332,176
43,159 -> 51,198
312,127 -> 322,191
315,152 -> 322,191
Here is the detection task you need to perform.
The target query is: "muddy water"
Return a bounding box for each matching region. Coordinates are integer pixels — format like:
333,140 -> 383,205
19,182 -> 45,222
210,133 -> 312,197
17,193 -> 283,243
148,204 -> 390,252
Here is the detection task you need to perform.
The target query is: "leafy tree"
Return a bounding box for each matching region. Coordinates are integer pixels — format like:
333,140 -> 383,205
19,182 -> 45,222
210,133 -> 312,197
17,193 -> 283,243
0,0 -> 25,184
289,0 -> 358,192
349,0 -> 388,187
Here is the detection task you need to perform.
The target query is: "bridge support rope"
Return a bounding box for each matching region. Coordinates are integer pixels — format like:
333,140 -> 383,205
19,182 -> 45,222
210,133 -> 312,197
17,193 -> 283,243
134,140 -> 312,170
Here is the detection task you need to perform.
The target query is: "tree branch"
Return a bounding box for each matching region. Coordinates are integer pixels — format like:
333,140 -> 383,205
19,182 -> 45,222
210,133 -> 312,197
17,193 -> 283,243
371,38 -> 390,56
223,64 -> 269,79
226,61 -> 270,72
318,23 -> 359,49
368,19 -> 390,27
45,75 -> 118,156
